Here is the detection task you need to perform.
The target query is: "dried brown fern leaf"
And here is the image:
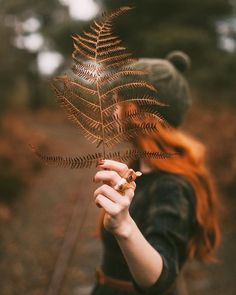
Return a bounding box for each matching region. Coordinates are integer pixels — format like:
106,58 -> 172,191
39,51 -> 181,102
102,58 -> 138,71
55,76 -> 97,96
102,94 -> 167,117
52,85 -> 102,142
100,68 -> 147,84
30,145 -> 176,169
71,66 -> 97,84
30,145 -> 103,169
32,6 -> 173,168
100,81 -> 157,99
103,107 -> 169,130
104,122 -> 159,148
57,85 -> 99,114
106,149 -> 177,162
97,39 -> 123,50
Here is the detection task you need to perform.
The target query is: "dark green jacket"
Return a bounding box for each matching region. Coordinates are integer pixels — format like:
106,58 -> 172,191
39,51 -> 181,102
91,168 -> 196,295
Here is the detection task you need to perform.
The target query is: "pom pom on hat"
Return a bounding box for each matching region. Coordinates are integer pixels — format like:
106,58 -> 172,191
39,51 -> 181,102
167,50 -> 191,73
133,51 -> 192,127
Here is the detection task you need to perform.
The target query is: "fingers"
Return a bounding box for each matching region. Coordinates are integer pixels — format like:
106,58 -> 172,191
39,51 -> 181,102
95,194 -> 120,216
97,159 -> 128,177
94,168 -> 136,200
113,180 -> 136,195
94,184 -> 134,205
94,170 -> 121,187
93,160 -> 137,213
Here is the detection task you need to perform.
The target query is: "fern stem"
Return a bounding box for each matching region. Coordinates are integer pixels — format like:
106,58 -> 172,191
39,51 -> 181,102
96,79 -> 106,159
95,15 -> 112,159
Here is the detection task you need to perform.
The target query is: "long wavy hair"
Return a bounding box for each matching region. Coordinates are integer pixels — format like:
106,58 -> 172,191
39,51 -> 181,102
97,102 -> 221,262
128,105 -> 221,262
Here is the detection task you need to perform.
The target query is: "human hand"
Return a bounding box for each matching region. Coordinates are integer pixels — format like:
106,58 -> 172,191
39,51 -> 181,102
93,159 -> 140,238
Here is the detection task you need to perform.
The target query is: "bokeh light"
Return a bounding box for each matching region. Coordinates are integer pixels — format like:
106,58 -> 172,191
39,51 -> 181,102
59,0 -> 100,21
37,51 -> 64,76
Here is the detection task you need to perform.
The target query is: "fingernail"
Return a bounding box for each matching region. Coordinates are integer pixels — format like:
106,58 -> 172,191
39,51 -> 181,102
96,159 -> 105,167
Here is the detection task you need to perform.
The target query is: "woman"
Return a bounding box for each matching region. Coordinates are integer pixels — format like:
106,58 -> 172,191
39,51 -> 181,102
91,51 -> 221,295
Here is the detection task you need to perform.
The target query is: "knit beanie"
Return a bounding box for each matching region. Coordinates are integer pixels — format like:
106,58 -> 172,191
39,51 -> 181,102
134,51 -> 192,127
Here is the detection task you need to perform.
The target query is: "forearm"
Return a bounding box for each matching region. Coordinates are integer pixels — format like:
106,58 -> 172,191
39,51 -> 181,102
93,159 -> 163,288
114,214 -> 163,289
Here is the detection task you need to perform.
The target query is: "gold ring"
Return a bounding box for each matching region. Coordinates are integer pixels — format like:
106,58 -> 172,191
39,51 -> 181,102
113,168 -> 142,195
121,168 -> 142,183
114,178 -> 136,195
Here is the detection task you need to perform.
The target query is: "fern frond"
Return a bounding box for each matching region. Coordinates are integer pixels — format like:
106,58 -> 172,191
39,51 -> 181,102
102,95 -> 165,117
93,20 -> 103,29
71,66 -> 97,83
57,91 -> 102,132
99,32 -> 114,38
54,90 -> 102,144
106,149 -> 176,162
97,39 -> 122,49
73,43 -> 96,60
83,31 -> 97,40
104,107 -> 169,130
104,123 -> 158,148
100,69 -> 146,84
55,76 -> 97,96
57,88 -> 99,114
103,58 -> 138,70
32,6 -> 173,169
72,36 -> 96,54
67,114 -> 103,144
119,94 -> 167,106
139,105 -> 170,127
107,6 -> 134,19
31,144 -> 175,170
98,36 -> 121,43
101,82 -> 157,99
98,46 -> 127,57
98,52 -> 132,64
74,34 -> 97,45
72,56 -> 97,72
90,25 -> 100,34
30,145 -> 103,168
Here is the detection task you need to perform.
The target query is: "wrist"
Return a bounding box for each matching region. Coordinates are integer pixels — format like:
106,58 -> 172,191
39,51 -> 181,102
113,213 -> 136,240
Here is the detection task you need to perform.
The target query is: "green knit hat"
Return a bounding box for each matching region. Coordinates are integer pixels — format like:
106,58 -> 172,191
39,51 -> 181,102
134,51 -> 192,127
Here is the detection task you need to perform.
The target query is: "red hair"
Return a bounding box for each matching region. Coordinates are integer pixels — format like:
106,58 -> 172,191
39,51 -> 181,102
128,102 -> 221,262
96,102 -> 221,262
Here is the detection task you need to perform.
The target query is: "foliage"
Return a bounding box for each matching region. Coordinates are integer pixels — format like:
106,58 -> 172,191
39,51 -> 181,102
32,6 -> 174,169
0,0 -> 84,113
103,0 -> 235,103
0,0 -> 235,114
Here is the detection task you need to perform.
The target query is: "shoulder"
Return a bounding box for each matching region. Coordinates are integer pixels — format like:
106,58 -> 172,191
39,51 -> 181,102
147,171 -> 196,220
150,171 -> 193,190
150,171 -> 195,199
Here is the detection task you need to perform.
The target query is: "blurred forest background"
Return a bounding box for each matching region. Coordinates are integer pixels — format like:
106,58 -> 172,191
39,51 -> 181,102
0,0 -> 236,295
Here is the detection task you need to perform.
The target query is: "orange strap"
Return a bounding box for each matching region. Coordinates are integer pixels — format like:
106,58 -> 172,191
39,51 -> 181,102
96,268 -> 135,292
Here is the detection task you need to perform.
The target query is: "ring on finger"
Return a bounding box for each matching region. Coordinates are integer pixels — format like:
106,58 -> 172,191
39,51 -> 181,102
121,168 -> 142,183
114,178 -> 136,195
